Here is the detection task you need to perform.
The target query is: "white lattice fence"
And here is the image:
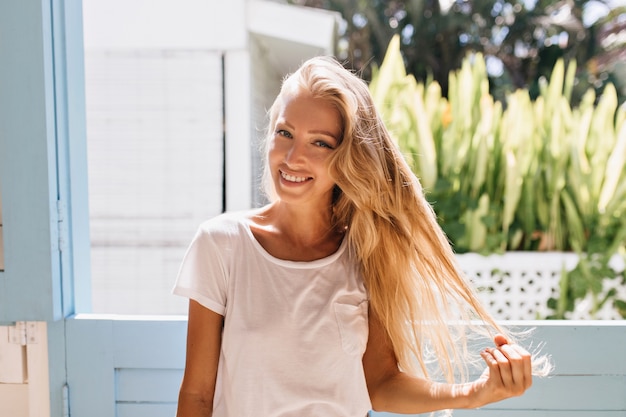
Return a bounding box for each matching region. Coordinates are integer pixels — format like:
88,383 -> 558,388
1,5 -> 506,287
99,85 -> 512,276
456,252 -> 626,320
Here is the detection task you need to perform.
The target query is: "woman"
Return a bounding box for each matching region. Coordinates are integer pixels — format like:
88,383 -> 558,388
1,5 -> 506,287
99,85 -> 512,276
173,56 -> 549,417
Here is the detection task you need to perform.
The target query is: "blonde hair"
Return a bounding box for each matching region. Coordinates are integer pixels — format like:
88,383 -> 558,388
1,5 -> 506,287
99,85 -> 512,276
263,56 -> 541,382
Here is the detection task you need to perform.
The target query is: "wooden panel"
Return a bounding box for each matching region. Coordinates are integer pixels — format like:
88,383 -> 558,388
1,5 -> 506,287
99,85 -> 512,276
26,322 -> 50,417
503,321 -> 626,374
52,0 -> 92,316
68,317 -> 626,417
0,326 -> 26,383
111,317 -> 187,369
117,403 -> 178,417
483,375 -> 626,410
65,318 -> 116,417
0,383 -> 29,417
372,376 -> 626,417
66,315 -> 187,417
373,322 -> 626,417
115,368 -> 182,402
450,322 -> 626,376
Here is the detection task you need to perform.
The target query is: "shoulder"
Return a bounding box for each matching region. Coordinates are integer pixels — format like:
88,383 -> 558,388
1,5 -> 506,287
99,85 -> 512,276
181,210 -> 258,274
197,209 -> 255,237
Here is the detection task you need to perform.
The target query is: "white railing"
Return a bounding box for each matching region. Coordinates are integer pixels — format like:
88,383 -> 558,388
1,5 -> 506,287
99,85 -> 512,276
457,252 -> 626,320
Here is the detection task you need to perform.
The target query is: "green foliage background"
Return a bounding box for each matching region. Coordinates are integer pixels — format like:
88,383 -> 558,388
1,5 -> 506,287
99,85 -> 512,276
370,36 -> 626,318
292,0 -> 626,106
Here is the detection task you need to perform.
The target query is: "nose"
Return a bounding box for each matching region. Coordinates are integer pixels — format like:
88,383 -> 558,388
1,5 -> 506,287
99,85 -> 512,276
284,138 -> 306,164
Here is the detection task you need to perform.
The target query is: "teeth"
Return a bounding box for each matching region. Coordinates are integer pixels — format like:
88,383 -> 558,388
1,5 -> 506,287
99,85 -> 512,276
281,171 -> 308,183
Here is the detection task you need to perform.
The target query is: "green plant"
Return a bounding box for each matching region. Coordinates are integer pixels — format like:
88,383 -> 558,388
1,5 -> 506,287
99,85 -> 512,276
370,35 -> 626,318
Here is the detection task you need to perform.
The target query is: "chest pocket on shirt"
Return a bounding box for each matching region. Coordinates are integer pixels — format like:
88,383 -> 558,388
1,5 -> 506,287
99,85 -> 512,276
334,301 -> 369,356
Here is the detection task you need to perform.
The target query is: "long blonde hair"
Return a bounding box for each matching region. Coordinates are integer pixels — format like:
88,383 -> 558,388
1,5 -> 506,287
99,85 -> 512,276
264,56 -> 530,381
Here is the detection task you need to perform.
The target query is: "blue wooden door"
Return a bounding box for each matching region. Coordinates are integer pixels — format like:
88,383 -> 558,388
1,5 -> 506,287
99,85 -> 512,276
0,1 -> 68,323
0,3 -> 209,416
65,316 -> 187,417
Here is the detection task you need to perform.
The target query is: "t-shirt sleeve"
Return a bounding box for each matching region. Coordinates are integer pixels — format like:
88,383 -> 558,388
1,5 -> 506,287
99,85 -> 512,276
172,224 -> 228,316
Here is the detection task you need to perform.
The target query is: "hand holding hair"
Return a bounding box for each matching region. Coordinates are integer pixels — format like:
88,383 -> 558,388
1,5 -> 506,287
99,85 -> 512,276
468,334 -> 533,408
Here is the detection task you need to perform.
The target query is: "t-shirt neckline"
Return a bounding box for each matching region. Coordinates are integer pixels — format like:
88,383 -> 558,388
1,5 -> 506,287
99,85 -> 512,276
241,217 -> 347,269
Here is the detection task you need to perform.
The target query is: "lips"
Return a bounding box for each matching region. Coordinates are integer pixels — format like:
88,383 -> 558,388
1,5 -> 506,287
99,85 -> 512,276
280,170 -> 310,183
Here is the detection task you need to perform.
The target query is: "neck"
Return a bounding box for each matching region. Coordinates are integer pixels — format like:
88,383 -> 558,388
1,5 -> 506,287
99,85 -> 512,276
271,200 -> 336,246
250,201 -> 345,261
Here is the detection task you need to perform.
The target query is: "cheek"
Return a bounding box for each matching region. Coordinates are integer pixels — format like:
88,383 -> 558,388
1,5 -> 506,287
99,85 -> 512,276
320,152 -> 336,172
268,136 -> 292,153
267,139 -> 281,164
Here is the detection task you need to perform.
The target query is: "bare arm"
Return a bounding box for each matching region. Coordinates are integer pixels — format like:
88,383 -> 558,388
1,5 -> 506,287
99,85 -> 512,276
363,310 -> 532,414
177,299 -> 223,417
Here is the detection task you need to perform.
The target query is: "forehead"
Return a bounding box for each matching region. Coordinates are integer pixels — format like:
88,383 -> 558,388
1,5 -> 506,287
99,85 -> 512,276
276,89 -> 342,127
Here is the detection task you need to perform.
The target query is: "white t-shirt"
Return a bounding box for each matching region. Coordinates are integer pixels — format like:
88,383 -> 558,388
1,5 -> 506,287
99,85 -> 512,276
173,211 -> 372,417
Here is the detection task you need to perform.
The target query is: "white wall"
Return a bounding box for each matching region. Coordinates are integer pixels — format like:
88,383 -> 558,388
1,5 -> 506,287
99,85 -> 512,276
82,0 -> 246,50
82,1 -> 237,314
82,0 -> 339,314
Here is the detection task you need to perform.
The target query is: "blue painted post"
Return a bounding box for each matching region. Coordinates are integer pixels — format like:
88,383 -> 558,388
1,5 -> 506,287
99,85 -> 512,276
0,0 -> 62,322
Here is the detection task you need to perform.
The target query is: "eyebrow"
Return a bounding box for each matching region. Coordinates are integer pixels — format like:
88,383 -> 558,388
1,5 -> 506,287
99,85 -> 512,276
310,129 -> 340,141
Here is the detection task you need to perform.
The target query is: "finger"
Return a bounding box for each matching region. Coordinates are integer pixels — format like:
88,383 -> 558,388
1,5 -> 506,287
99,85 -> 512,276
492,347 -> 515,386
494,333 -> 509,347
498,344 -> 535,397
499,343 -> 522,358
499,344 -> 527,386
510,344 -> 533,389
481,347 -> 512,387
480,348 -> 499,381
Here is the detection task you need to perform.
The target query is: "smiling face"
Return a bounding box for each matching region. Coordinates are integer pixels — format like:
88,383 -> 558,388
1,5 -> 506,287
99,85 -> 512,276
267,88 -> 342,209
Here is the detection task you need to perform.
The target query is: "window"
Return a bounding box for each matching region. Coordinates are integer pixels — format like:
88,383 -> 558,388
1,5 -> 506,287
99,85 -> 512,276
81,0 -> 336,315
83,2 -> 224,314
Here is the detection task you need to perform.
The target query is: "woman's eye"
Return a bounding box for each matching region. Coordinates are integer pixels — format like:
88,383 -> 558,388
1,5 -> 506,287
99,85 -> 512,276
314,140 -> 334,149
276,129 -> 292,138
